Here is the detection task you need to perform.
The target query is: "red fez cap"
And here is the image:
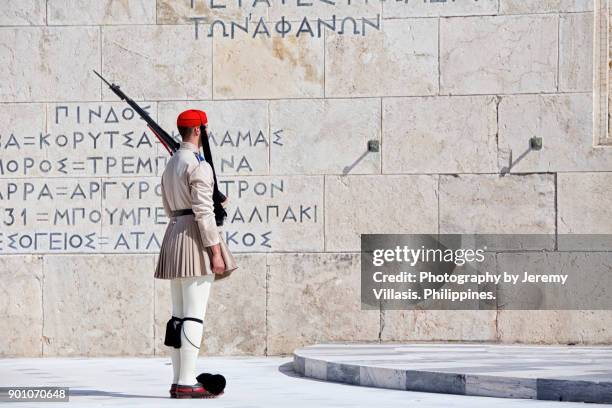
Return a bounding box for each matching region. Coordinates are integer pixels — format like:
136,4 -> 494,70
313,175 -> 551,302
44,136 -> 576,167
177,109 -> 208,128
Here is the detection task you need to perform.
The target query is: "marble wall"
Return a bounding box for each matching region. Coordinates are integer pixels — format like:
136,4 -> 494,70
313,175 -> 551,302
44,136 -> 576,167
0,0 -> 611,357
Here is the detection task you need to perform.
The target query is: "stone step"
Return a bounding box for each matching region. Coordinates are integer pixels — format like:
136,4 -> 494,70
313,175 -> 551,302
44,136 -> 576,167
293,343 -> 612,404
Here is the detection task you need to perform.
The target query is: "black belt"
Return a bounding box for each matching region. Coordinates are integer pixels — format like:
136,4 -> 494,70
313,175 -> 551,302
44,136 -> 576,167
171,208 -> 194,217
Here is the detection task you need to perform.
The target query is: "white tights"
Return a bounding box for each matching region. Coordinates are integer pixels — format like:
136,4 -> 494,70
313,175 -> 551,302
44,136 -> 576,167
169,274 -> 215,385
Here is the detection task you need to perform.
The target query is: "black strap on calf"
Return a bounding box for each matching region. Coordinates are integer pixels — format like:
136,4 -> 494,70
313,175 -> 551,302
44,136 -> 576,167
164,316 -> 204,349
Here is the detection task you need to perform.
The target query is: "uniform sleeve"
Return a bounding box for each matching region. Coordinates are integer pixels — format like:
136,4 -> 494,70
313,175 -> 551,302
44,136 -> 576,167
161,177 -> 172,219
188,162 -> 220,247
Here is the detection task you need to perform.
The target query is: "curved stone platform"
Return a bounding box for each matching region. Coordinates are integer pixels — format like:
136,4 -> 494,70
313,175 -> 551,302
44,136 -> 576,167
293,343 -> 612,404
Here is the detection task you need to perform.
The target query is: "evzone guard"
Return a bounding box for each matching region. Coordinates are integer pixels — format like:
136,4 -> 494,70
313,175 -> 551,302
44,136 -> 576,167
94,71 -> 235,399
154,109 -> 228,399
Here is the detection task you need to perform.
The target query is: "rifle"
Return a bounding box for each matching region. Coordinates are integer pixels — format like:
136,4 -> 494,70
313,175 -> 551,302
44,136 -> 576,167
93,70 -> 179,154
93,70 -> 228,226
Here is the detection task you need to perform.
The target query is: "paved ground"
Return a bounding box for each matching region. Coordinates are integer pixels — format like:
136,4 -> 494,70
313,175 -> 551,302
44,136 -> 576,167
294,343 -> 612,403
0,355 -> 609,407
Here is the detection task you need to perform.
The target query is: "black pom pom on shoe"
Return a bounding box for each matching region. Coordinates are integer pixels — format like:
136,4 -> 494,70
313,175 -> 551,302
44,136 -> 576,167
196,372 -> 226,395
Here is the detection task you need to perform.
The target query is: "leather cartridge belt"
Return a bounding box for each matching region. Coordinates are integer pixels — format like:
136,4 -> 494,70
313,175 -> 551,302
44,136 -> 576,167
171,208 -> 194,217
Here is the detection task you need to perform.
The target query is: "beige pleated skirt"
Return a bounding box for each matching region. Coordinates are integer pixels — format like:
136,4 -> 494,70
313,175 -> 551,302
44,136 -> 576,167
154,214 -> 213,280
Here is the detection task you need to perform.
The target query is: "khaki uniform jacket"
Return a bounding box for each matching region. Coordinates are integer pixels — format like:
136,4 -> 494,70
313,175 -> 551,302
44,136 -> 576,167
161,141 -> 220,248
154,140 -> 222,279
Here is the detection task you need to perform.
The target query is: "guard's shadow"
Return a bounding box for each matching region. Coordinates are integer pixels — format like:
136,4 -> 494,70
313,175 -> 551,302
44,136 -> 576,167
69,389 -> 167,399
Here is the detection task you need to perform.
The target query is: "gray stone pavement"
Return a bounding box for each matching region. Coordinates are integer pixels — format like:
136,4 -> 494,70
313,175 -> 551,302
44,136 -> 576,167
0,355 -> 610,407
294,343 -> 612,404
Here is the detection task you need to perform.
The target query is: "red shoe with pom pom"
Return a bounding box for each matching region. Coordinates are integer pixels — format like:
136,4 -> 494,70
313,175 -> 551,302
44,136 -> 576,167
175,383 -> 217,399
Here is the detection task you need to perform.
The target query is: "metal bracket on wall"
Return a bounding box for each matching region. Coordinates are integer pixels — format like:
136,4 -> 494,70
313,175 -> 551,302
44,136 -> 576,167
342,139 -> 380,175
530,136 -> 543,151
500,136 -> 543,175
367,140 -> 380,152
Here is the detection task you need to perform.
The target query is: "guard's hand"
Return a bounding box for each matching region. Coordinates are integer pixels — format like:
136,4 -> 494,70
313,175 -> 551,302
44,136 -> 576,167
211,253 -> 226,275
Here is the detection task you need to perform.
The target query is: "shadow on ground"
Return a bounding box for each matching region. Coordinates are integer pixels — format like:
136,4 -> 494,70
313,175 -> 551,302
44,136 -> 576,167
69,389 -> 167,399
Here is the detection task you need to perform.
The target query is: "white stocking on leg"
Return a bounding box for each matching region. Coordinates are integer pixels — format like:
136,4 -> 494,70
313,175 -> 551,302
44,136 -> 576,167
170,349 -> 181,384
170,279 -> 183,384
178,320 -> 203,386
178,274 -> 214,386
